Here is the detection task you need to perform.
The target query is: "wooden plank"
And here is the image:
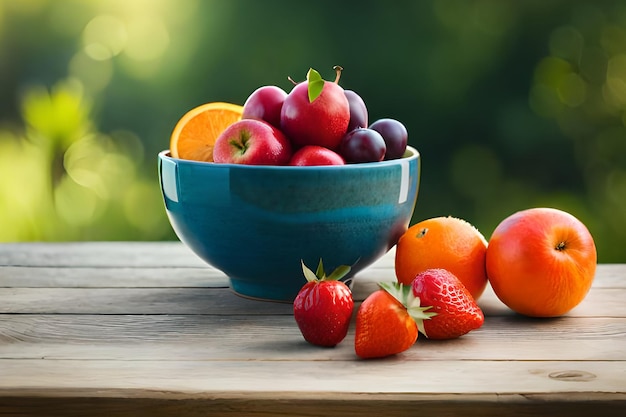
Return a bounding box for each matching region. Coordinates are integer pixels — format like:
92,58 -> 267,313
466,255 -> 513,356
0,242 -> 205,268
0,242 -> 392,271
0,287 -> 294,315
474,284 -> 626,318
593,264 -> 626,288
0,285 -> 621,316
2,242 -> 623,281
0,359 -> 623,397
1,264 -> 620,306
1,315 -> 624,361
0,267 -> 228,288
353,263 -> 626,290
1,251 -> 621,292
0,242 -> 393,269
1,393 -> 624,417
2,242 -> 622,290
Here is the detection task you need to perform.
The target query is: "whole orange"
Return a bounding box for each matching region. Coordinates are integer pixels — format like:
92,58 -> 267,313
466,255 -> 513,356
486,207 -> 597,317
395,216 -> 488,300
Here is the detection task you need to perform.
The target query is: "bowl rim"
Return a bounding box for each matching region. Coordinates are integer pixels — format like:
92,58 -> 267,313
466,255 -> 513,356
159,146 -> 419,170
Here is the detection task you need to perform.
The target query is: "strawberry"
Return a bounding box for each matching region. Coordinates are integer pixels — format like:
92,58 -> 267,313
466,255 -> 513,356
355,282 -> 434,359
293,259 -> 354,347
411,268 -> 484,340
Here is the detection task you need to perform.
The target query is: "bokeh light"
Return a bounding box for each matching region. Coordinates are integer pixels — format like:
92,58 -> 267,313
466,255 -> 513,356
82,14 -> 127,61
0,0 -> 625,261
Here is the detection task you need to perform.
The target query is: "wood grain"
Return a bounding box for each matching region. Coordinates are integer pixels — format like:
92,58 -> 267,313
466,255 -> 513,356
2,361 -> 625,417
0,266 -> 227,288
0,242 -> 624,417
1,315 -> 624,361
2,393 -> 624,417
0,242 -> 204,267
0,284 -> 621,316
2,359 -> 624,395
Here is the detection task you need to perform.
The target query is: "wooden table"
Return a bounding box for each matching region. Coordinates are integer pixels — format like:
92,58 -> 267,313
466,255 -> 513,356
0,242 -> 624,416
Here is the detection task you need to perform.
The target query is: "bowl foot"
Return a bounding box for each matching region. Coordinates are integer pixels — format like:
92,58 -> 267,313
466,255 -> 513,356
229,279 -> 300,303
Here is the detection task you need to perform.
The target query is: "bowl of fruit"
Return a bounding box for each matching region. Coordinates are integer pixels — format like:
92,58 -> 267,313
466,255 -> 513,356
159,67 -> 420,302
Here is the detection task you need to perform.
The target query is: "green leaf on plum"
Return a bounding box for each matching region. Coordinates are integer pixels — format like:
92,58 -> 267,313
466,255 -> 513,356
306,68 -> 324,103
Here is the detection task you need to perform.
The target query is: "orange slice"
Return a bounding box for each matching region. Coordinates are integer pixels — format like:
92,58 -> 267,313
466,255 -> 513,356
170,102 -> 243,162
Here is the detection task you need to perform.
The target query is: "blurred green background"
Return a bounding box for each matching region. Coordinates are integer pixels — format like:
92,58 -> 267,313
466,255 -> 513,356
1,0 -> 625,262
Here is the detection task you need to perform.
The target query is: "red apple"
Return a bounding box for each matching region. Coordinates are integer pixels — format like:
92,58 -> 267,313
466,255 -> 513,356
213,119 -> 292,165
241,85 -> 287,129
485,207 -> 597,317
280,67 -> 350,150
288,145 -> 345,166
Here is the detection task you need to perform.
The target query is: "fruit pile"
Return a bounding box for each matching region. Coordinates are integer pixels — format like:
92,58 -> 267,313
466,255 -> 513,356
294,260 -> 484,359
294,207 -> 597,360
170,66 -> 408,166
167,67 -> 598,361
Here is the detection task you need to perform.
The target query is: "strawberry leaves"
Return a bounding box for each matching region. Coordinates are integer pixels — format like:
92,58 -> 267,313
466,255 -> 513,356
378,281 -> 437,337
301,258 -> 351,282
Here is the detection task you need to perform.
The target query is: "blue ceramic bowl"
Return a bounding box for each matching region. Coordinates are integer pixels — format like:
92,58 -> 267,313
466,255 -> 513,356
158,146 -> 420,302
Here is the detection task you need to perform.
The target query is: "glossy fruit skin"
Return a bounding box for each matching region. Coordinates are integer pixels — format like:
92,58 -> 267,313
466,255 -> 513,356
354,289 -> 418,359
411,268 -> 484,339
288,145 -> 345,166
344,90 -> 368,132
369,118 -> 408,160
169,102 -> 243,162
339,128 -> 386,163
241,85 -> 287,129
395,216 -> 488,300
280,81 -> 350,150
213,119 -> 292,165
486,207 -> 597,317
293,280 -> 354,347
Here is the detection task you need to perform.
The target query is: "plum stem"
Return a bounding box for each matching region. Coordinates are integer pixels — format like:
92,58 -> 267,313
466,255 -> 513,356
333,65 -> 343,83
288,76 -> 298,86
